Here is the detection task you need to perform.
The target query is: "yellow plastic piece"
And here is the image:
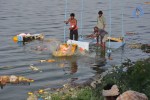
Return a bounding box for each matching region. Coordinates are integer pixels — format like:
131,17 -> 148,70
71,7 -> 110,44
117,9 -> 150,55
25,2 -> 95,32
13,36 -> 18,42
52,43 -> 77,57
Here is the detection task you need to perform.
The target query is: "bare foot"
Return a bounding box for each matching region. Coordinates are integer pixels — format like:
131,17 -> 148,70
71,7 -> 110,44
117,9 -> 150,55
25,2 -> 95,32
95,43 -> 100,46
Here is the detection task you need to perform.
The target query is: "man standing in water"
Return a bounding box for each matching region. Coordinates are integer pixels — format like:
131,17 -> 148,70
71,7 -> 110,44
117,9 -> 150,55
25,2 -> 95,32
96,11 -> 112,60
92,10 -> 107,46
64,13 -> 78,41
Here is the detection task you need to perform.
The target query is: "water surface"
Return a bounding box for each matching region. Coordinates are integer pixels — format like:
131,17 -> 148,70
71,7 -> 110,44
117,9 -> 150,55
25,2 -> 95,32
0,0 -> 150,100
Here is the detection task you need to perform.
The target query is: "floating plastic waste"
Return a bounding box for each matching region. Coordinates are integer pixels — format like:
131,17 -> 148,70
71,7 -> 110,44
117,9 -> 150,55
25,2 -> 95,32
40,60 -> 47,63
0,75 -> 34,89
46,59 -> 56,63
13,33 -> 44,42
39,59 -> 55,63
126,32 -> 137,35
30,64 -> 39,71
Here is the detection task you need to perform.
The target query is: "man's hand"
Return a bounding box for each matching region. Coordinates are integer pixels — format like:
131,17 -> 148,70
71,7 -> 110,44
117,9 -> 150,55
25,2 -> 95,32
86,34 -> 96,38
69,25 -> 76,30
64,21 -> 68,24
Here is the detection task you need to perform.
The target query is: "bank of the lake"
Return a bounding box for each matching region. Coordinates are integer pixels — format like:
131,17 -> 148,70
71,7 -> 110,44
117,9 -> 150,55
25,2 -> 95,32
27,57 -> 150,100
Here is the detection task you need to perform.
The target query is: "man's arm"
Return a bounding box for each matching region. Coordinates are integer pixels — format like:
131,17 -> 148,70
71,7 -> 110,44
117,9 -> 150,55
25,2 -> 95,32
64,18 -> 70,24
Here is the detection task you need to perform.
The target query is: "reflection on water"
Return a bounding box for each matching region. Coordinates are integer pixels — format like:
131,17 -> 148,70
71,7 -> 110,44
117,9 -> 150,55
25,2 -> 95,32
70,61 -> 78,74
54,56 -> 78,75
54,56 -> 79,85
94,46 -> 106,67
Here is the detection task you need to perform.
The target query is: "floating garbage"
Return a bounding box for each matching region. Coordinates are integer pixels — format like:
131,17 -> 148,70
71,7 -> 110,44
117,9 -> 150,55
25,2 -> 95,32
29,64 -> 39,71
29,64 -> 42,72
141,44 -> 150,53
128,43 -> 150,53
126,32 -> 137,35
0,75 -> 34,89
128,43 -> 142,49
40,60 -> 46,63
144,2 -> 150,4
39,59 -> 55,63
46,59 -> 56,63
30,38 -> 61,54
13,33 -> 44,42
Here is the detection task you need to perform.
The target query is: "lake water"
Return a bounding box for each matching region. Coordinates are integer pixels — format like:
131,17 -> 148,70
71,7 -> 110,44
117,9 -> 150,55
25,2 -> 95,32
0,0 -> 150,100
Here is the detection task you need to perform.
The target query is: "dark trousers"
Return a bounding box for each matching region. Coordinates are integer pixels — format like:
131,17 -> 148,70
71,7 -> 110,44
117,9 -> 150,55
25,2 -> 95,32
96,35 -> 99,43
70,30 -> 78,41
96,35 -> 103,44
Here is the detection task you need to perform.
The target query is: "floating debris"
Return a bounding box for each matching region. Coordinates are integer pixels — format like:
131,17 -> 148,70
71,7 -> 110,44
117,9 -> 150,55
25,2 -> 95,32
52,44 -> 77,57
46,59 -> 56,63
128,43 -> 142,49
29,64 -> 41,71
39,60 -> 47,63
144,2 -> 150,4
128,43 -> 150,53
126,32 -> 137,35
13,33 -> 44,42
0,75 -> 34,89
39,59 -> 55,63
141,44 -> 150,53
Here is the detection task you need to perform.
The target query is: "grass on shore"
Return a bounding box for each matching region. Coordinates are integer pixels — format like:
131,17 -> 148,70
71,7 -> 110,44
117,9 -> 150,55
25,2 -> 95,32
93,57 -> 150,99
